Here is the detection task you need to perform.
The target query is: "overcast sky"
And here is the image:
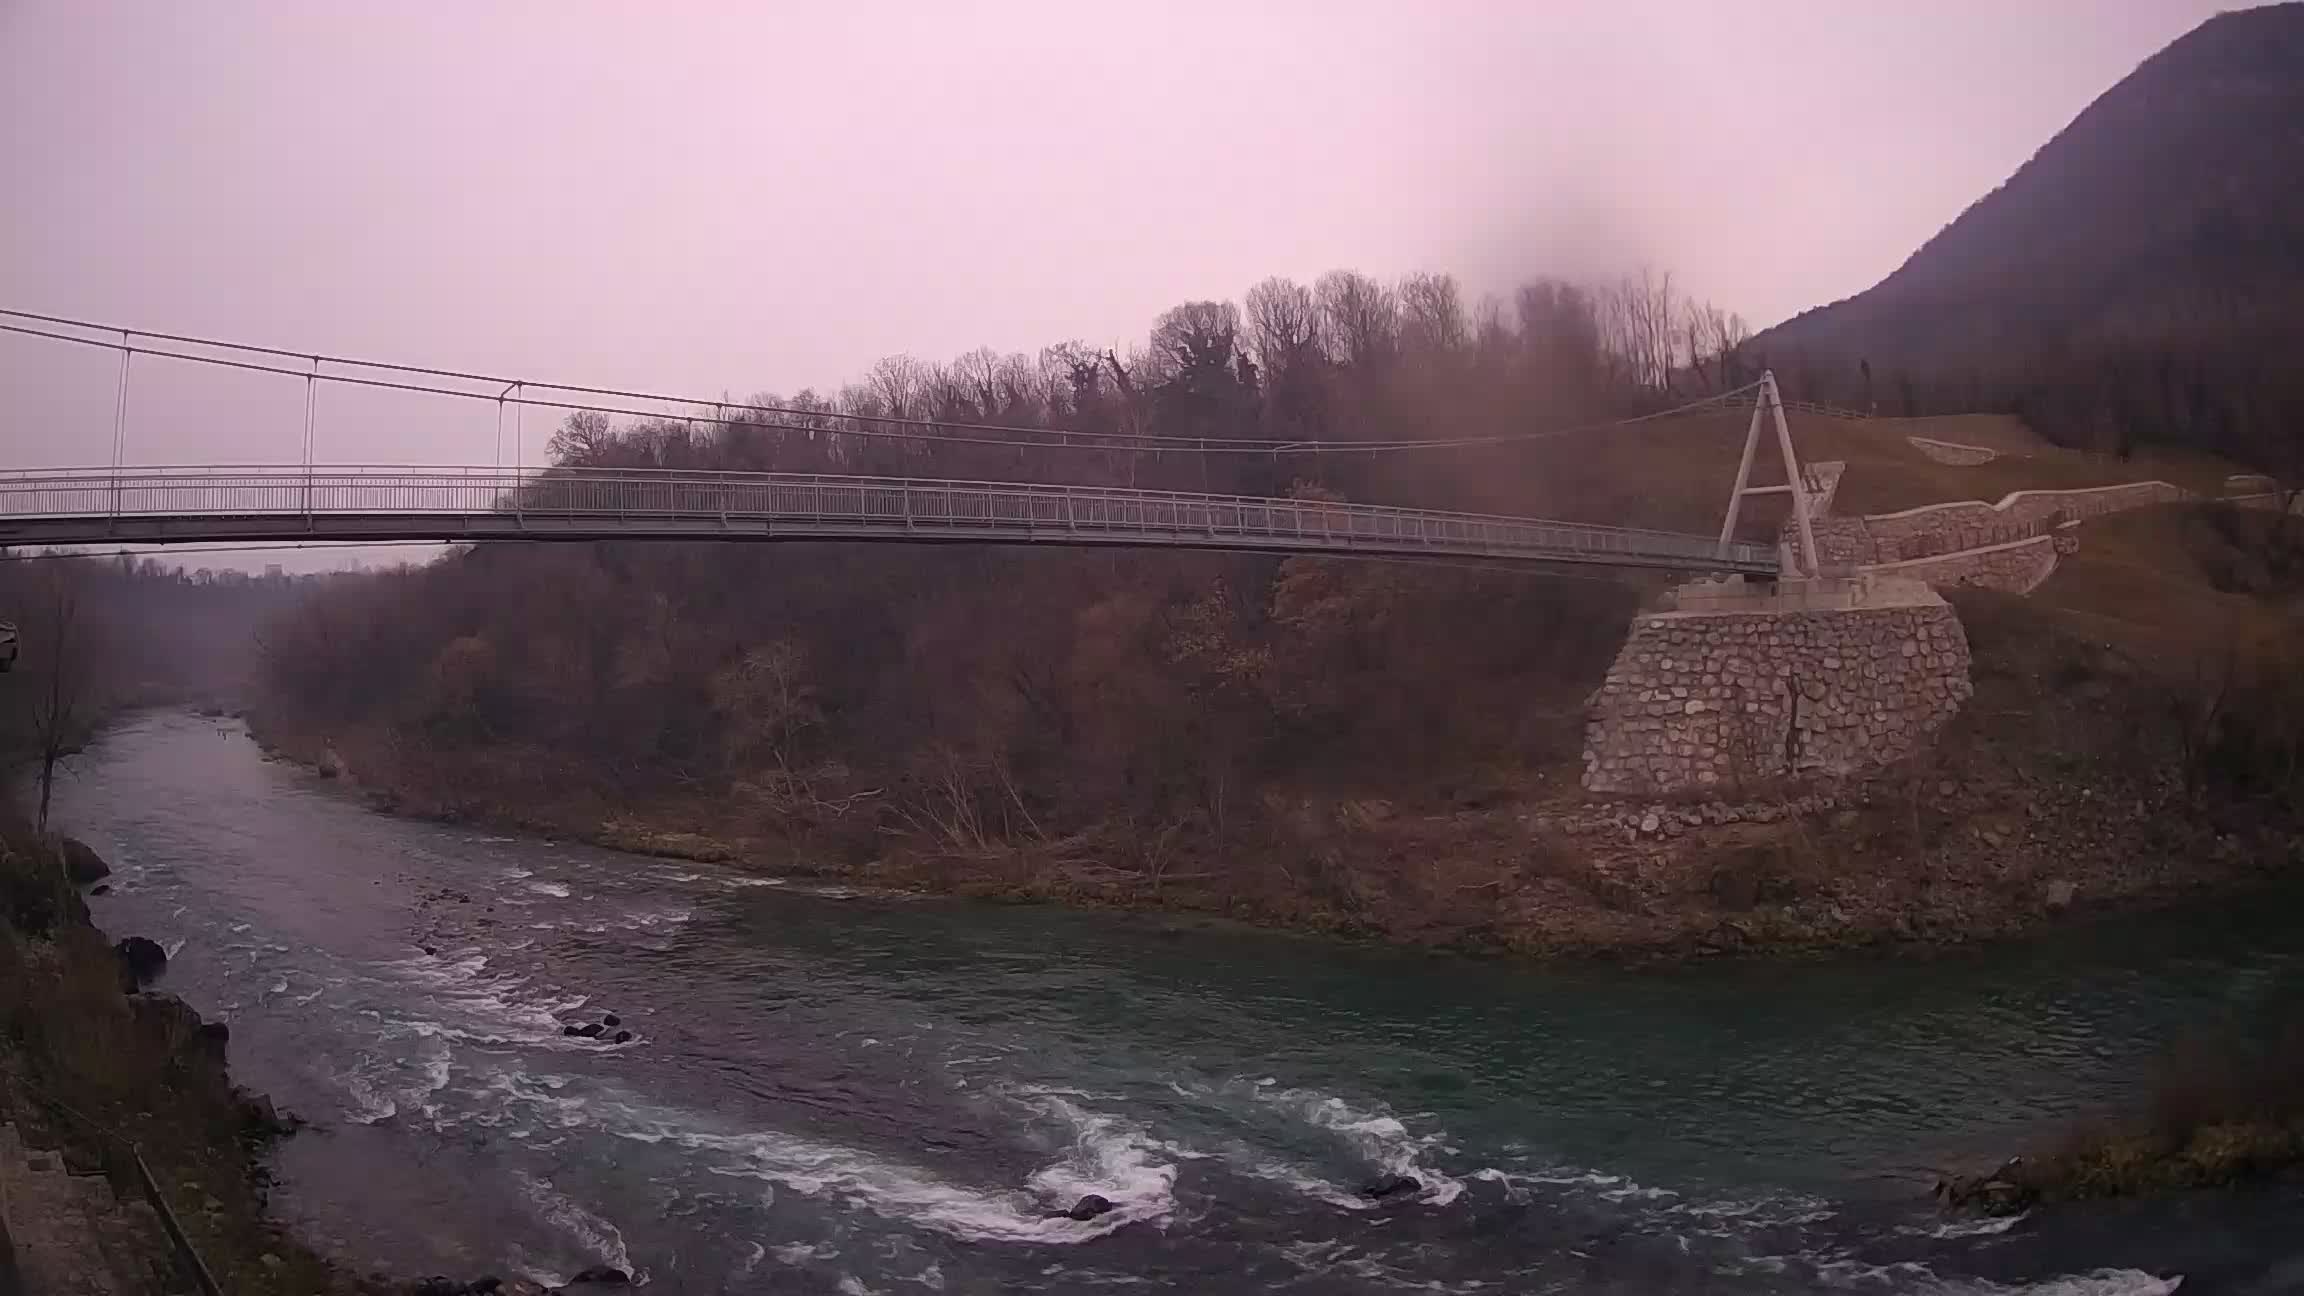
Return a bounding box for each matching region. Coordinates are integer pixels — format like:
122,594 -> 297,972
0,0 -> 2234,502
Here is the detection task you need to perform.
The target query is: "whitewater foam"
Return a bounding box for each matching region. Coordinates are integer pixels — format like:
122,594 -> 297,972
1011,1088 -> 1181,1228
478,1077 -> 1167,1245
1874,1265 -> 2182,1295
1241,1083 -> 1465,1206
1926,1212 -> 2027,1239
736,1241 -> 767,1276
513,1170 -> 637,1285
375,949 -> 590,1046
1998,1273 -> 2180,1296
1240,1156 -> 1378,1211
340,1067 -> 399,1125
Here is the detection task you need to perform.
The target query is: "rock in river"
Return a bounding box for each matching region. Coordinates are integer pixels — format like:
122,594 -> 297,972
1361,1173 -> 1422,1200
1063,1194 -> 1114,1221
409,1277 -> 509,1296
564,1266 -> 630,1287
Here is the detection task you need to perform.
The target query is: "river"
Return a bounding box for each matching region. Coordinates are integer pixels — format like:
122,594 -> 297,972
55,711 -> 2304,1293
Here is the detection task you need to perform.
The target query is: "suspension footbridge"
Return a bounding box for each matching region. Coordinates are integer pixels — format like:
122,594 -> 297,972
0,466 -> 1779,573
0,311 -> 1808,576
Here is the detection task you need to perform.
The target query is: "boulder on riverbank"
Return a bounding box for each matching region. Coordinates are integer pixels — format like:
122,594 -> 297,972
125,990 -> 228,1060
59,836 -> 110,884
562,1266 -> 631,1288
115,934 -> 168,988
592,819 -> 736,863
1934,1158 -> 2035,1216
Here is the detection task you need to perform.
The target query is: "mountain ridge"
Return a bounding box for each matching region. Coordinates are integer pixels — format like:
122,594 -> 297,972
1751,2 -> 2304,462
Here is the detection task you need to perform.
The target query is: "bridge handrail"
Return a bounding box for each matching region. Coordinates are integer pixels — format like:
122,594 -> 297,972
0,464 -> 1774,555
0,465 -> 1777,569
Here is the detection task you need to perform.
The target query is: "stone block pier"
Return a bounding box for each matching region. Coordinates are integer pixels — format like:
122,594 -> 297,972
1581,575 -> 1973,796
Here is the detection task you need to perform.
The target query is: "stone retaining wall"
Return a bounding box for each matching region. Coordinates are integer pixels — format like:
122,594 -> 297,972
1866,481 -> 2188,544
1908,436 -> 2000,466
1796,480 -> 2191,565
1863,533 -> 2070,595
1582,588 -> 1972,796
2225,491 -> 2300,513
1802,461 -> 1846,516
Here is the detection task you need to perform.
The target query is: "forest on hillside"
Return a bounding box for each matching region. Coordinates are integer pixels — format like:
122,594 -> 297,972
521,266 -> 1756,512
254,268 -> 1754,927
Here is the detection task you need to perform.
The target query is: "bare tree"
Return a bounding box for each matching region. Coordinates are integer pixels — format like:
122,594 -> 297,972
546,410 -> 616,465
1516,278 -> 1604,393
1473,293 -> 1513,360
1243,276 -> 1320,380
865,354 -> 934,421
710,640 -> 821,786
1314,270 -> 1398,370
948,347 -> 1005,419
12,564 -> 108,832
1598,268 -> 1679,392
1681,300 -> 1751,393
1146,300 -> 1243,381
1398,271 -> 1469,356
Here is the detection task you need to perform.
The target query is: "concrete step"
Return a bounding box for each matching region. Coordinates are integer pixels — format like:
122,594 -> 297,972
0,1121 -> 173,1295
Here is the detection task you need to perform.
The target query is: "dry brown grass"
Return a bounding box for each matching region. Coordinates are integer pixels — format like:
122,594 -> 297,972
2024,503 -> 2304,676
1480,409 -> 2241,541
1890,413 -> 2052,454
2009,1026 -> 2304,1203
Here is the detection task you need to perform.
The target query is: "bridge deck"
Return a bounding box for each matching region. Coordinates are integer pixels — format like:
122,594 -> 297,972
0,466 -> 1779,574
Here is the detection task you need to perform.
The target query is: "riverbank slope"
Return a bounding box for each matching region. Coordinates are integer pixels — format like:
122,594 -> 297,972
0,824 -> 361,1293
0,825 -> 563,1295
252,548 -> 2304,959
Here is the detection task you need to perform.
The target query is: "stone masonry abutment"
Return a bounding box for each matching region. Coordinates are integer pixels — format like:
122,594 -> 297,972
1581,576 -> 1973,797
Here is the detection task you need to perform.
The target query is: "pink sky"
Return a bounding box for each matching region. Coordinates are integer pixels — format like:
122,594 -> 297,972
0,0 -> 2234,485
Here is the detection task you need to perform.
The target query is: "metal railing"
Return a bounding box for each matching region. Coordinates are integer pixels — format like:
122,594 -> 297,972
35,1098 -> 223,1296
0,464 -> 1780,574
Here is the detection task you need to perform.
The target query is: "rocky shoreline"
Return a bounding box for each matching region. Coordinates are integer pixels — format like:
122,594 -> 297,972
0,825 -> 638,1295
264,711 -> 2300,965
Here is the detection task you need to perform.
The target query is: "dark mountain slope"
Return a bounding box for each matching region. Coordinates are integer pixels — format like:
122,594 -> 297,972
1753,3 -> 2304,465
